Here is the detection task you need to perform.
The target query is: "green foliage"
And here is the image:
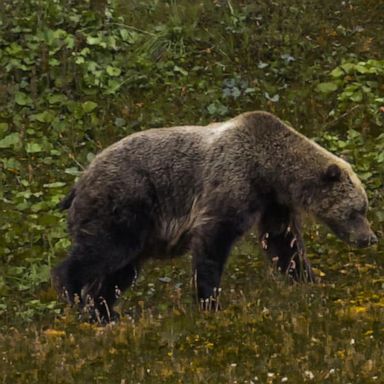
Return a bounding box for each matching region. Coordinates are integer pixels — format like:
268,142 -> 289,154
317,59 -> 384,128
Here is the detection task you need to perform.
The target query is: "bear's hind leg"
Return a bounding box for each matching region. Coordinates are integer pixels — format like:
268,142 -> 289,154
52,245 -> 109,308
53,232 -> 144,322
52,256 -> 85,305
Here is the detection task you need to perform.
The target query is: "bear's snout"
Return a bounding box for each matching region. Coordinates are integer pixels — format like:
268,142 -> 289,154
323,216 -> 377,249
356,232 -> 378,248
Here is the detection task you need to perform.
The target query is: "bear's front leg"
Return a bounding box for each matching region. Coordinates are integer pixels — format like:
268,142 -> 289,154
258,204 -> 315,282
260,226 -> 315,282
191,220 -> 239,310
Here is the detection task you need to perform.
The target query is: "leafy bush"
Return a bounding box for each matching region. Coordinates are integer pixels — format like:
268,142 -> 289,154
317,59 -> 384,129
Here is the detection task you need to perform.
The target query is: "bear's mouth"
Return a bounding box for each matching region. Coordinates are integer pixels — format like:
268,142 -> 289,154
354,233 -> 378,248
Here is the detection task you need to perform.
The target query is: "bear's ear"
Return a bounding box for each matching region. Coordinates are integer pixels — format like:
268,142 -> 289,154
322,164 -> 342,182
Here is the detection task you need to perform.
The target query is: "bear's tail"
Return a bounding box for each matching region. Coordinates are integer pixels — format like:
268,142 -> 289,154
59,188 -> 76,210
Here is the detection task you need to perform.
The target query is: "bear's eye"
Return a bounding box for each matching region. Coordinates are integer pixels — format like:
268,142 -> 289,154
349,206 -> 367,220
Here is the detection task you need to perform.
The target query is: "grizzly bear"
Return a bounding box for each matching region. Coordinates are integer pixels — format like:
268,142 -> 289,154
53,111 -> 377,322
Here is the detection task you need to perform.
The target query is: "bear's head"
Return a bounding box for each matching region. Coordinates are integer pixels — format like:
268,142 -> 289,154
301,163 -> 378,248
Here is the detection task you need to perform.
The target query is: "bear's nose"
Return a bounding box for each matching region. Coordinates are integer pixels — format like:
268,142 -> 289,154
370,233 -> 378,245
357,233 -> 378,248
356,233 -> 378,248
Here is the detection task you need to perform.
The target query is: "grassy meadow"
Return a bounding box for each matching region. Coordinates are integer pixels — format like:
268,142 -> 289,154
0,0 -> 383,382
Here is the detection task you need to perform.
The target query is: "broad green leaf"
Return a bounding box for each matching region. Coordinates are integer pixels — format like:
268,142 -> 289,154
106,36 -> 117,50
330,67 -> 344,78
6,42 -> 23,55
377,151 -> 384,163
82,101 -> 98,113
80,48 -> 90,56
106,66 -> 121,77
347,129 -> 361,139
75,56 -> 85,64
64,35 -> 75,49
119,29 -> 138,43
350,91 -> 363,102
358,171 -> 373,180
49,58 -> 60,66
26,142 -> 42,153
31,201 -> 48,213
105,79 -> 122,95
86,36 -> 107,48
0,132 -> 20,148
317,82 -> 338,93
65,167 -> 81,176
355,64 -> 369,74
120,28 -> 129,41
47,94 -> 67,104
15,91 -> 32,106
341,63 -> 355,73
31,111 -> 55,123
2,157 -> 21,170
